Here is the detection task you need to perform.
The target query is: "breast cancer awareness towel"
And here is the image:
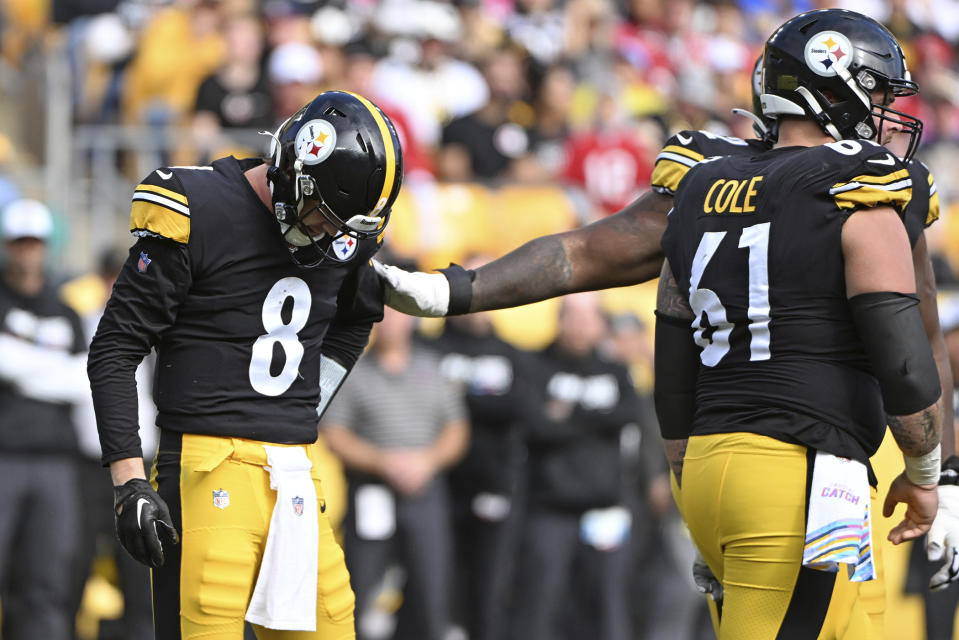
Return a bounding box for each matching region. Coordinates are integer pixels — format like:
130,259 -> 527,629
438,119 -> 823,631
246,446 -> 319,630
802,451 -> 875,582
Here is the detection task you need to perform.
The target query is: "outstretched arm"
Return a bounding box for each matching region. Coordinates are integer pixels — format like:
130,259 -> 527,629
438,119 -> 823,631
376,190 -> 672,316
470,191 -> 672,311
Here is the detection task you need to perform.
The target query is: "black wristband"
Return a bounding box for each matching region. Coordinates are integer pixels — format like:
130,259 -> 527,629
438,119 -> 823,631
438,263 -> 475,316
942,455 -> 959,486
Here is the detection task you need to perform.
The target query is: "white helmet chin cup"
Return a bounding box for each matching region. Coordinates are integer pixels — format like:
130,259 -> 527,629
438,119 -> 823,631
281,222 -> 325,247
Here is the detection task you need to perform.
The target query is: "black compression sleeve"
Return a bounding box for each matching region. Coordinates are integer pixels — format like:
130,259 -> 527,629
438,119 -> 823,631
654,311 -> 699,439
439,264 -> 475,316
848,291 -> 941,416
88,238 -> 192,465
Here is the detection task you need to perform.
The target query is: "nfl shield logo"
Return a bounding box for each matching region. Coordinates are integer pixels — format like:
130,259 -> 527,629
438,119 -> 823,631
137,251 -> 151,273
213,488 -> 230,509
292,496 -> 305,516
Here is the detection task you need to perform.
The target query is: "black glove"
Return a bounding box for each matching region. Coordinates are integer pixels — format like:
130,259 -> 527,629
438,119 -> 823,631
114,478 -> 179,568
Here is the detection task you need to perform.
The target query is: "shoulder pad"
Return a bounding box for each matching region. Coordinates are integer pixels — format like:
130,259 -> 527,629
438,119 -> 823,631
825,142 -> 912,213
652,130 -> 754,196
129,168 -> 191,244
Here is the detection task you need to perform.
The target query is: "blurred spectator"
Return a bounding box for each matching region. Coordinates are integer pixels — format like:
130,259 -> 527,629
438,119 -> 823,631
438,45 -> 533,182
505,0 -> 566,68
262,0 -> 315,48
428,257 -> 534,640
343,41 -> 435,179
508,292 -> 641,640
0,199 -> 87,640
321,305 -> 470,640
517,62 -> 575,182
122,0 -> 225,128
60,247 -> 157,640
192,12 -> 274,160
561,91 -> 655,219
268,40 -> 323,127
70,11 -> 135,125
370,0 -> 488,149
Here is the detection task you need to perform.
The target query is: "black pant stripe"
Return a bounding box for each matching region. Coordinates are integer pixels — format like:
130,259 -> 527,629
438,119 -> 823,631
775,448 -> 838,639
153,432 -> 184,640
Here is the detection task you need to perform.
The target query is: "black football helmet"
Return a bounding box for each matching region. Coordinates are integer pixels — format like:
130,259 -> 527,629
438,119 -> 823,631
266,91 -> 403,267
761,9 -> 922,160
732,54 -> 777,144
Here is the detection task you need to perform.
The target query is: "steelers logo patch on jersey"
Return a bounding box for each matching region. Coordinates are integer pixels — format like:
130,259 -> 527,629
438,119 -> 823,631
804,31 -> 854,77
295,119 -> 337,165
330,232 -> 358,261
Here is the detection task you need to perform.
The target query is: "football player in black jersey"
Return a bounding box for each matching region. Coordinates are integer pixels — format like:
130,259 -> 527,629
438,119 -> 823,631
375,31 -> 959,603
656,10 -> 942,637
87,90 -> 403,639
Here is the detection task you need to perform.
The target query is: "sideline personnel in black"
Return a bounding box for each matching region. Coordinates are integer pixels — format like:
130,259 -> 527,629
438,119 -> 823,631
87,90 -> 403,640
0,199 -> 86,640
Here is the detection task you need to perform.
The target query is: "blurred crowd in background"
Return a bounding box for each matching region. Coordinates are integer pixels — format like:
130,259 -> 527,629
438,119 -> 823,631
2,0 -> 959,638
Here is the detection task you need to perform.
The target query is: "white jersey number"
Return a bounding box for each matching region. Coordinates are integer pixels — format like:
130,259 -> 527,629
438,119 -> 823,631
249,277 -> 312,396
688,222 -> 771,366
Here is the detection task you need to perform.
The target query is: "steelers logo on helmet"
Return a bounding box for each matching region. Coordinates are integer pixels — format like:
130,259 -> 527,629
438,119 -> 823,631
294,119 -> 337,165
330,232 -> 358,262
804,31 -> 854,77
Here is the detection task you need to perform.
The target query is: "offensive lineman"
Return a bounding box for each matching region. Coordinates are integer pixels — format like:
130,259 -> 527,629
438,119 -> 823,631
656,9 -> 940,637
374,39 -> 959,599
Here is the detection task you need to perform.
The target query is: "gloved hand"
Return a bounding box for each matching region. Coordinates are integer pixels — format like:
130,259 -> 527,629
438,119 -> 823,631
928,462 -> 959,591
114,478 -> 179,568
693,549 -> 723,602
372,259 -> 450,317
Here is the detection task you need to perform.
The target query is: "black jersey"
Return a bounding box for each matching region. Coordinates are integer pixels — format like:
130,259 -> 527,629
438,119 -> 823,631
903,158 -> 940,247
662,140 -> 913,465
89,156 -> 384,463
429,324 -> 532,496
650,129 -> 773,197
0,280 -> 86,453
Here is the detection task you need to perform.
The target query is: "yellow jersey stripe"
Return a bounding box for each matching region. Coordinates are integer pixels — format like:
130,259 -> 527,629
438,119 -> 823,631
650,160 -> 690,195
129,201 -> 191,243
346,92 -> 396,218
661,144 -> 704,163
832,169 -> 910,189
833,186 -> 912,211
135,183 -> 188,205
928,191 -> 940,225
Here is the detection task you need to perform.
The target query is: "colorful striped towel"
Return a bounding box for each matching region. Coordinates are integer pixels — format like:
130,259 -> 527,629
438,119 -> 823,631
802,451 -> 875,582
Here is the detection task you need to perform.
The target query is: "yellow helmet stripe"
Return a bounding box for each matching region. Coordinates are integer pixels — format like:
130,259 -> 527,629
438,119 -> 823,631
346,91 -> 397,217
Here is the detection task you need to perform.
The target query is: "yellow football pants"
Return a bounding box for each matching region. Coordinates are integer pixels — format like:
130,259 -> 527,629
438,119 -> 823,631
151,432 -> 355,640
682,432 -> 876,639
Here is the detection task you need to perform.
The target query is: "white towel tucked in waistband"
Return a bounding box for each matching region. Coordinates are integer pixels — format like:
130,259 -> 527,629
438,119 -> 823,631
802,451 -> 875,582
246,446 -> 319,631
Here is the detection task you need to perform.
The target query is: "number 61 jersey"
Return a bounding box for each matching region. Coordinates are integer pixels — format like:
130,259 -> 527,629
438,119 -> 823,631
661,140 -> 912,466
89,157 -> 384,464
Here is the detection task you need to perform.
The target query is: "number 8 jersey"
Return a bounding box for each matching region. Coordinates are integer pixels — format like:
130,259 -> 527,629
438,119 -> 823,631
661,140 -> 912,466
89,157 -> 384,464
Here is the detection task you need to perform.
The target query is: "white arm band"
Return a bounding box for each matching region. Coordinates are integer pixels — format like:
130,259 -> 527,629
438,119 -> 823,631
905,444 -> 942,486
